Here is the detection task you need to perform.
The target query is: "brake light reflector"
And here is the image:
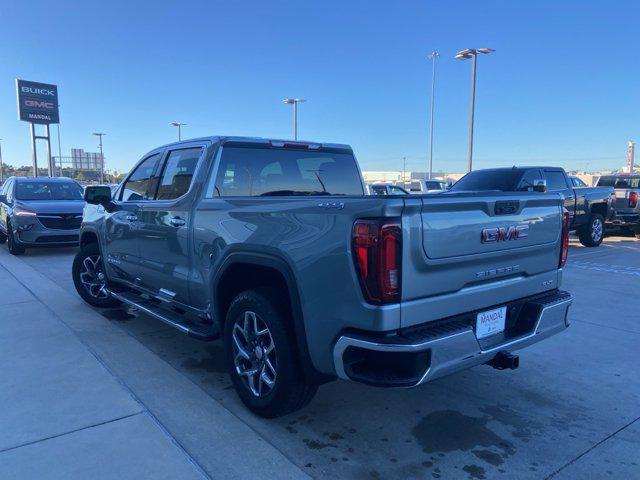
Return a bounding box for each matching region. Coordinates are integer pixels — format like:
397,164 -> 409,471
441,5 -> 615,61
629,191 -> 638,208
352,219 -> 402,304
559,210 -> 570,268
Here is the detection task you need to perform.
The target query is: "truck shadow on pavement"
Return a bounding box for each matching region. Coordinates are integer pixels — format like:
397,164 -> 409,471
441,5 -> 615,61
102,306 -> 598,480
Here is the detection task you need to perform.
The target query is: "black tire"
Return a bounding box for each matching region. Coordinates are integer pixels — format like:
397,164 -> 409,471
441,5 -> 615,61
6,220 -> 25,255
72,242 -> 121,308
224,288 -> 317,418
578,213 -> 605,247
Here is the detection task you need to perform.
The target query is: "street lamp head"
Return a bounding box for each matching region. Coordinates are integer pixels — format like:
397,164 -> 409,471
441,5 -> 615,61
283,98 -> 306,104
428,51 -> 440,59
92,132 -> 105,137
170,122 -> 186,127
476,48 -> 495,54
455,48 -> 474,58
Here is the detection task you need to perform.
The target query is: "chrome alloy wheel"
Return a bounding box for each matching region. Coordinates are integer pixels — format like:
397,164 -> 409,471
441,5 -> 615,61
79,255 -> 109,300
592,218 -> 603,242
232,311 -> 277,397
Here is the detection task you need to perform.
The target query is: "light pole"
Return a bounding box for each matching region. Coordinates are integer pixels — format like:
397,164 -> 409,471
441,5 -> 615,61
93,132 -> 105,184
427,51 -> 439,179
170,122 -> 187,141
283,98 -> 306,140
455,48 -> 495,172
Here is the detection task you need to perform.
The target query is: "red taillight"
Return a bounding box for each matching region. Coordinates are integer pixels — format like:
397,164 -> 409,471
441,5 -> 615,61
629,191 -> 638,208
352,219 -> 402,304
559,210 -> 570,268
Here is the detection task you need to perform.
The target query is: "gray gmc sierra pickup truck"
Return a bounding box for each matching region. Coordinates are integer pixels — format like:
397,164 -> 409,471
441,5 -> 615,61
73,137 -> 573,417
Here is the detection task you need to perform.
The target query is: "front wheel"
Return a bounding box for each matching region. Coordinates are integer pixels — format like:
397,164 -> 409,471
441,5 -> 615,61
7,221 -> 25,255
224,289 -> 317,418
72,243 -> 121,308
578,214 -> 605,247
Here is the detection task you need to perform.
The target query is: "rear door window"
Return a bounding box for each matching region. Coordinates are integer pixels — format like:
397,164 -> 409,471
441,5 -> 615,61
154,148 -> 202,200
209,146 -> 364,197
544,170 -> 569,191
121,153 -> 162,202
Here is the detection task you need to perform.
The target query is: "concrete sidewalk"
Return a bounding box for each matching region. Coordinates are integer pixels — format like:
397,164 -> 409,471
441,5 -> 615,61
0,262 -> 206,479
0,250 -> 306,479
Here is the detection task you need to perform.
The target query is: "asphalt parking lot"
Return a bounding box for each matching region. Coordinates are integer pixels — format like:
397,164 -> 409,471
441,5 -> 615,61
1,231 -> 639,479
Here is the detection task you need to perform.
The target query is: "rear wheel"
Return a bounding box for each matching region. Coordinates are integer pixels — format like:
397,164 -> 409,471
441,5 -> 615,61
224,289 -> 317,418
7,221 -> 25,255
578,213 -> 604,247
72,243 -> 121,308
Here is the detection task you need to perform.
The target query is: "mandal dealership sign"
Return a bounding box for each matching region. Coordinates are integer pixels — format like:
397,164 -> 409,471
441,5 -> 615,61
16,79 -> 60,124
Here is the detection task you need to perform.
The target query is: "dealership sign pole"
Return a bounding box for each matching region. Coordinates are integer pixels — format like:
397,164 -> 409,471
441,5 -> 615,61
16,79 -> 60,177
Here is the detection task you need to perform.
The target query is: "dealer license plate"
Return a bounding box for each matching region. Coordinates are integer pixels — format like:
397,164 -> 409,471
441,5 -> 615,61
475,306 -> 507,339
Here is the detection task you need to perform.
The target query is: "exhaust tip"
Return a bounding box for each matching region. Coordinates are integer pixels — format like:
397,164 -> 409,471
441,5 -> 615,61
487,350 -> 519,370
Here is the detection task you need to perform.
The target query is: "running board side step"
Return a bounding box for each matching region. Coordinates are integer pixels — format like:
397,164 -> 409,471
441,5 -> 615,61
109,290 -> 218,341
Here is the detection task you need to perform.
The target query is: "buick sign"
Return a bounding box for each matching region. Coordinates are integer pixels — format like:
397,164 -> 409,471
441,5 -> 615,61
16,79 -> 60,124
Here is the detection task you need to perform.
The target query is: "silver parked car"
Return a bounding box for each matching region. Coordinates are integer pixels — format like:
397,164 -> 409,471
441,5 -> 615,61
0,176 -> 85,255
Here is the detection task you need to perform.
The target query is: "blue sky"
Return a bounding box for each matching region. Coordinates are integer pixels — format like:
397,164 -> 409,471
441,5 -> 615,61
1,0 -> 638,174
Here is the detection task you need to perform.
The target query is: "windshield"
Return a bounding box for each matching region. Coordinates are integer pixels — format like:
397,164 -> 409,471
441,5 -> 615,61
15,181 -> 84,201
597,176 -> 640,189
450,170 -> 525,192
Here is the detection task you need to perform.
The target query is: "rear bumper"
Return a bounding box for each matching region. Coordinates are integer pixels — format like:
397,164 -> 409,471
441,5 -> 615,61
333,290 -> 572,387
607,212 -> 640,228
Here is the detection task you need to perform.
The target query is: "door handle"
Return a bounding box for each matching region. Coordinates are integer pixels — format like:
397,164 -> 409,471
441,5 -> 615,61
125,214 -> 138,222
170,217 -> 186,227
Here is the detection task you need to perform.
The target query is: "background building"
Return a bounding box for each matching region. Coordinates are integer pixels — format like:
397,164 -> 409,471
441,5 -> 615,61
70,148 -> 104,170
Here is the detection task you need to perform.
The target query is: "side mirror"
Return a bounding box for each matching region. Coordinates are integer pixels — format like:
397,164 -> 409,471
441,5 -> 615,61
533,179 -> 547,193
84,185 -> 112,206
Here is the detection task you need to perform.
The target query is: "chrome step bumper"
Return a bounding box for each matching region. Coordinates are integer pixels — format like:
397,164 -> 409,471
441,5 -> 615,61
333,290 -> 572,387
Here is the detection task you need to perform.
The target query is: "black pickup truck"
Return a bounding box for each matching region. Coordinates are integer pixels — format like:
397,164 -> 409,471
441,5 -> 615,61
450,167 -> 614,247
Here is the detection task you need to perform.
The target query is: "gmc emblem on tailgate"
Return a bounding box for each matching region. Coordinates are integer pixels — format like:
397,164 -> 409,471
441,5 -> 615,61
481,225 -> 529,243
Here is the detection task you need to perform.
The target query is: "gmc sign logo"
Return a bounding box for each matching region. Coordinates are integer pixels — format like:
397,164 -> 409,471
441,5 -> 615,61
481,225 -> 529,243
25,100 -> 55,109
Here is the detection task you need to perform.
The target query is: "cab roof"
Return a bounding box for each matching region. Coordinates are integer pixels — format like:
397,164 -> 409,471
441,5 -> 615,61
152,136 -> 352,152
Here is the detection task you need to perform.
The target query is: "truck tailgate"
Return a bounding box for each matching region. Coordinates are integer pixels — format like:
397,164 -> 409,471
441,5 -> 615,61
401,192 -> 563,328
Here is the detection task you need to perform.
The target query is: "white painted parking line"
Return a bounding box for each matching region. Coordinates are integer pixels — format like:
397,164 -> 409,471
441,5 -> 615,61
568,260 -> 640,277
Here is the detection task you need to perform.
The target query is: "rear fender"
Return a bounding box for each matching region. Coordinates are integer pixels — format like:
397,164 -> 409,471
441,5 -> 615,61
212,248 -> 330,383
